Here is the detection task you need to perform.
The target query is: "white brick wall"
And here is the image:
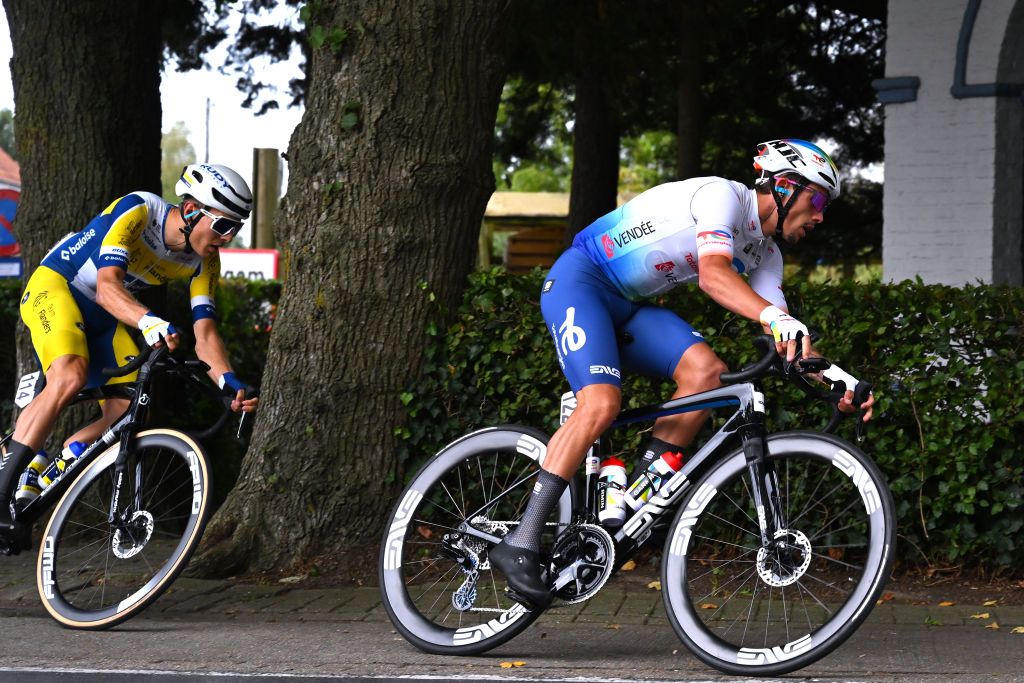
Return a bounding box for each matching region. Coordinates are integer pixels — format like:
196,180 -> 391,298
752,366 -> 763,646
882,0 -> 1022,285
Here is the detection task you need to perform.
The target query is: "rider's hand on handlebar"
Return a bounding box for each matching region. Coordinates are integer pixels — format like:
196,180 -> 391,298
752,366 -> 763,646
138,312 -> 180,352
838,390 -> 873,422
231,390 -> 259,413
760,305 -> 812,362
220,372 -> 259,413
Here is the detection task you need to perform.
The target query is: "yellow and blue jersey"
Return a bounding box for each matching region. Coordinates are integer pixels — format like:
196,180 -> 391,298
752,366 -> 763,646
40,191 -> 219,322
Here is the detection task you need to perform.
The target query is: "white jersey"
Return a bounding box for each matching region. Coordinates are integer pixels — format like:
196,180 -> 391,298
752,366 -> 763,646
571,177 -> 787,308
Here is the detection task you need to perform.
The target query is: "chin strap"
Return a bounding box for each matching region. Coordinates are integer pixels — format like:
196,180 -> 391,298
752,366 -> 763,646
179,205 -> 201,254
759,173 -> 805,240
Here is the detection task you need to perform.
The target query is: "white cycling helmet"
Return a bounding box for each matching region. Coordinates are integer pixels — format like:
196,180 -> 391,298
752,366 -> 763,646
175,163 -> 253,220
753,138 -> 841,200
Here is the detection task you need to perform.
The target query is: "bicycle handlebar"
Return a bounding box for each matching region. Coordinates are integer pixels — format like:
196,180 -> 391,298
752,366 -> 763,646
98,345 -> 252,443
101,346 -> 155,378
720,333 -> 873,436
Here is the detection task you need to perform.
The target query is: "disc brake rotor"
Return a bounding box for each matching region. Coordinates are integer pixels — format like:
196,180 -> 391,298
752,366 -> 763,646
112,510 -> 155,559
756,528 -> 812,587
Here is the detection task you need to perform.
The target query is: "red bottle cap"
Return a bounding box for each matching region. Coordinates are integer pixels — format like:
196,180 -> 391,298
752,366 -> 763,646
600,456 -> 625,468
659,451 -> 683,472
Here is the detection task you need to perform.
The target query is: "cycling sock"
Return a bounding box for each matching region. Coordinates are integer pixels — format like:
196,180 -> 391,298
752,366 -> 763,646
631,436 -> 686,486
503,469 -> 569,552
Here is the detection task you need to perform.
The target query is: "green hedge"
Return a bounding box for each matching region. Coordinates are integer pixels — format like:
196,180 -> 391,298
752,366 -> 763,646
398,268 -> 1024,571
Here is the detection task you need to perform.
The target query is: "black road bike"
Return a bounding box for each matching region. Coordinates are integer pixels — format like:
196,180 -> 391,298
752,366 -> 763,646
0,345 -> 250,629
379,335 -> 895,676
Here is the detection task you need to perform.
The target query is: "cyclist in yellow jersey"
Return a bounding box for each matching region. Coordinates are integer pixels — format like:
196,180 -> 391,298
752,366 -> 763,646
0,164 -> 259,543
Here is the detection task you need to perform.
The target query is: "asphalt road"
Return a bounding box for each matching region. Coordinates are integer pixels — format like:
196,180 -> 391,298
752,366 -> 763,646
2,601 -> 1024,681
2,548 -> 1023,682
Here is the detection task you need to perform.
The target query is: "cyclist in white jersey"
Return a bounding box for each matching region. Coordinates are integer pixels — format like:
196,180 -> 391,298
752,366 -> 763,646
490,139 -> 875,610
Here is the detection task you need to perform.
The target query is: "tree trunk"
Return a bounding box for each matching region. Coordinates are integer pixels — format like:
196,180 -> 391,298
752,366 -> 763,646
564,13 -> 619,245
676,4 -> 703,179
192,0 -> 512,576
4,0 -> 162,432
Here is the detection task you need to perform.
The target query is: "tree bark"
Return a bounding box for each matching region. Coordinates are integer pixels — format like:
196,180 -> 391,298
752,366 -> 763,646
192,0 -> 512,576
4,0 -> 162,431
564,9 -> 619,245
676,4 -> 703,180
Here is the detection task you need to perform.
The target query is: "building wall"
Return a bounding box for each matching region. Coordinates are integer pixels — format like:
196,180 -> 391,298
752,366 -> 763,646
881,0 -> 1023,285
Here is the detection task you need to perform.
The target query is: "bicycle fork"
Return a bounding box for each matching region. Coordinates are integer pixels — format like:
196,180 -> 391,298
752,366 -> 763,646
740,429 -> 786,547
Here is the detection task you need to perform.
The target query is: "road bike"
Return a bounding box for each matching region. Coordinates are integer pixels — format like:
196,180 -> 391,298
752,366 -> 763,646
379,334 -> 895,676
0,344 -> 250,629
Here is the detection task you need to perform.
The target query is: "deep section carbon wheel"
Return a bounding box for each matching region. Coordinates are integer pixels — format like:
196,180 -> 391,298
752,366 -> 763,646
661,431 -> 895,676
379,425 -> 574,655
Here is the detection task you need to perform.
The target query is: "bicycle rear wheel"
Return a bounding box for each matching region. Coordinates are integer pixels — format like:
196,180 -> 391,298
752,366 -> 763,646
661,431 -> 895,676
37,429 -> 212,629
379,425 -> 574,655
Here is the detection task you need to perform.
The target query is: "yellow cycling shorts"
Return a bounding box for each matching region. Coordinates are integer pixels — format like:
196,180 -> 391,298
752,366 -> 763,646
20,266 -> 139,387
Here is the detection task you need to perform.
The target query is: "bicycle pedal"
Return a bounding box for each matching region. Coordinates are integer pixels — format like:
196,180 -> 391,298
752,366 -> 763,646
502,584 -> 551,612
0,520 -> 31,555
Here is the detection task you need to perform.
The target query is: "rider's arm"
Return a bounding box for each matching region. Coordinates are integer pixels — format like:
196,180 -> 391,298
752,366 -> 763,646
95,266 -> 150,327
193,317 -> 258,413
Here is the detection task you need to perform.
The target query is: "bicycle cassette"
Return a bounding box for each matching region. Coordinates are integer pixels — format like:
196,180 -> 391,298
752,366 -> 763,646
549,523 -> 615,605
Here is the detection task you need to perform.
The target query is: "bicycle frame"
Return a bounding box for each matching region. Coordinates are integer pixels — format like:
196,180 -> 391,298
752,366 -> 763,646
590,380 -> 779,559
8,374 -> 152,533
6,347 -> 230,536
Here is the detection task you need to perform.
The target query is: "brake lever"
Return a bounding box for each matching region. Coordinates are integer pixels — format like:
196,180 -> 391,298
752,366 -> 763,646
236,387 -> 261,441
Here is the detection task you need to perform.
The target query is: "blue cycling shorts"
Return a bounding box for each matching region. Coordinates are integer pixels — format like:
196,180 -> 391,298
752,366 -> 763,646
540,247 -> 707,393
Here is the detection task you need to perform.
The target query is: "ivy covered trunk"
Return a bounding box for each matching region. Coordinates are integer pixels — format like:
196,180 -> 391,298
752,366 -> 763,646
193,0 -> 512,575
4,0 -> 162,430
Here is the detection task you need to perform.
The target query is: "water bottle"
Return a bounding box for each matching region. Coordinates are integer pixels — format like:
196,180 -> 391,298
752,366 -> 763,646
597,457 -> 627,528
39,441 -> 87,489
14,451 -> 50,508
623,451 -> 683,511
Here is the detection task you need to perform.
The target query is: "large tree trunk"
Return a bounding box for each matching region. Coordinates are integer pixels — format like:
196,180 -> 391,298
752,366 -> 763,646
676,4 -> 703,179
193,0 -> 512,576
4,0 -> 162,431
564,7 -> 619,245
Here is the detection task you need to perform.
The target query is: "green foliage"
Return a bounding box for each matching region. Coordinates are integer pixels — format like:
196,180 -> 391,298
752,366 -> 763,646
398,269 -> 1024,571
0,109 -> 16,160
161,121 -> 197,203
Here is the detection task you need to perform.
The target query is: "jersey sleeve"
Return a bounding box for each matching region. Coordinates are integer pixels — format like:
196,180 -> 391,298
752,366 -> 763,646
96,194 -> 148,272
690,182 -> 744,259
747,239 -> 788,310
189,252 -> 220,322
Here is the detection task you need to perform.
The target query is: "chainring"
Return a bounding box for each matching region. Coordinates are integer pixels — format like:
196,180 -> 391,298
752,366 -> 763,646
549,523 -> 615,605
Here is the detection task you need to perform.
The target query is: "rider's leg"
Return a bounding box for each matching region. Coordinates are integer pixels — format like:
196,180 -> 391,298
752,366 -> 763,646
649,341 -> 727,447
618,307 -> 726,469
1,354 -> 88,533
63,397 -> 130,447
493,249 -> 630,609
490,382 -> 621,608
11,354 -> 90,452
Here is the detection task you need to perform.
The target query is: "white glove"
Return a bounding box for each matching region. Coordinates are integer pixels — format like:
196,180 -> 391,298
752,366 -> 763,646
138,312 -> 177,347
822,364 -> 859,393
759,305 -> 808,343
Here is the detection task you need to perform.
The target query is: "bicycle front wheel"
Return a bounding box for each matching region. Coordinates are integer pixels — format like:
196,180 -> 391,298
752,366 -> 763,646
662,431 -> 896,676
379,425 -> 574,655
37,429 -> 213,629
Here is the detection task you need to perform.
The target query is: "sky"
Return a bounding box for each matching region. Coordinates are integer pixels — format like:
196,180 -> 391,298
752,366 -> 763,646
0,4 -> 305,245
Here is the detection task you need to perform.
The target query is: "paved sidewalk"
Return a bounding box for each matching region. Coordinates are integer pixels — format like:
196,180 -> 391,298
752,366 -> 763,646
2,548 -> 1023,633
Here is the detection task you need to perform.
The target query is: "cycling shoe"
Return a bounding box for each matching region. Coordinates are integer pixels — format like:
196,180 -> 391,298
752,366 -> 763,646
0,516 -> 31,556
488,539 -> 552,611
